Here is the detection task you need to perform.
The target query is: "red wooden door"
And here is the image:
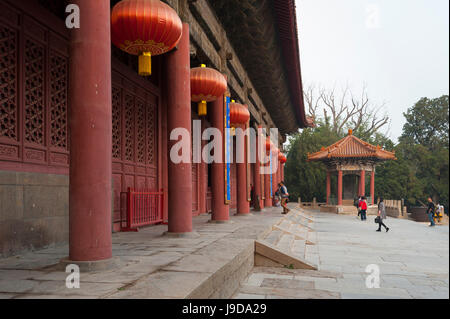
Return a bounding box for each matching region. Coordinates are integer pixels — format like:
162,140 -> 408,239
111,71 -> 159,230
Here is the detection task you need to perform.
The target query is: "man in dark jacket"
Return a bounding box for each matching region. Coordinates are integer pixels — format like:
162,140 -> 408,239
427,197 -> 436,227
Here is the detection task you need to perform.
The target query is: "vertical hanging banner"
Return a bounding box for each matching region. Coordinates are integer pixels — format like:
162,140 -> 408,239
246,122 -> 251,202
224,95 -> 231,204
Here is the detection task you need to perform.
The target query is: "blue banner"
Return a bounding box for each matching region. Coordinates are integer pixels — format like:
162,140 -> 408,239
225,96 -> 231,203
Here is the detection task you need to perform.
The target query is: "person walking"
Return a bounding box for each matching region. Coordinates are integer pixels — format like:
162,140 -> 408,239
376,198 -> 390,232
426,197 -> 436,227
355,196 -> 362,219
279,181 -> 290,215
359,196 -> 368,221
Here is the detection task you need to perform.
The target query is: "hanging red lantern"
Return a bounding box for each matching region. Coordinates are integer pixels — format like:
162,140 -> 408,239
111,0 -> 182,76
265,137 -> 272,152
230,101 -> 250,127
191,64 -> 227,116
280,154 -> 287,164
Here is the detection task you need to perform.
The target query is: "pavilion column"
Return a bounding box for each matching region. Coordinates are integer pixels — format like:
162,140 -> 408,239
337,170 -> 343,206
210,95 -> 230,222
253,129 -> 262,211
360,170 -> 366,197
165,23 -> 193,234
236,122 -> 250,215
68,0 -> 112,262
326,170 -> 331,205
281,163 -> 284,181
370,169 -> 375,205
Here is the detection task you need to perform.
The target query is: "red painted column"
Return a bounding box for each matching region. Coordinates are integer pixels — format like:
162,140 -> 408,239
253,129 -> 262,211
264,155 -> 272,208
165,23 -> 193,234
210,95 -> 230,221
326,170 -> 331,205
236,122 -> 250,215
281,163 -> 284,182
370,170 -> 375,205
337,170 -> 343,206
360,170 -> 366,197
68,0 -> 112,262
199,119 -> 208,214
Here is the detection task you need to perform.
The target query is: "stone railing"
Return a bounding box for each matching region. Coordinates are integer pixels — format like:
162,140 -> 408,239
382,199 -> 408,219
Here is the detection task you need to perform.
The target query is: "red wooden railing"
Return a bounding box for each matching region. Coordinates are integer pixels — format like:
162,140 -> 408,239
121,188 -> 164,232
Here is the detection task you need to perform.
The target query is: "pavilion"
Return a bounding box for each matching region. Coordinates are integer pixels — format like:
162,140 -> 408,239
307,129 -> 396,214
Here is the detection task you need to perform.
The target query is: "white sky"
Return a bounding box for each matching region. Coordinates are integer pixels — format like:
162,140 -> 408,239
296,0 -> 449,142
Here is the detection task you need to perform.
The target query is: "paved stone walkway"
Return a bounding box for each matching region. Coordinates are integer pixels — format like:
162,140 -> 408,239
235,209 -> 449,299
0,208 -> 283,299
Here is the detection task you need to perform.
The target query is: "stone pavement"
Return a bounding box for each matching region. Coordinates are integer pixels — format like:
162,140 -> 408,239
234,207 -> 449,299
0,207 -> 285,299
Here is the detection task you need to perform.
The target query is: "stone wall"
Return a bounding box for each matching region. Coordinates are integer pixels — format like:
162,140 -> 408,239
0,171 -> 69,258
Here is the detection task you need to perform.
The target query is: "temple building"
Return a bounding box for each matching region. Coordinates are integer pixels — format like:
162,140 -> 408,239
307,130 -> 396,214
0,0 -> 313,264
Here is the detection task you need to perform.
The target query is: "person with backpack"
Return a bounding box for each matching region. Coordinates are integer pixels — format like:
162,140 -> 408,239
355,196 -> 362,219
359,196 -> 368,221
279,181 -> 290,215
376,198 -> 390,232
426,197 -> 436,227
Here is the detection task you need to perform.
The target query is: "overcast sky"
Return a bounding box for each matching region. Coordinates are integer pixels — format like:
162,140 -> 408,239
296,0 -> 449,142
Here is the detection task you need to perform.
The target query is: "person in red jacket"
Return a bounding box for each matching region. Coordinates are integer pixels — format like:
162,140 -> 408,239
359,196 -> 368,221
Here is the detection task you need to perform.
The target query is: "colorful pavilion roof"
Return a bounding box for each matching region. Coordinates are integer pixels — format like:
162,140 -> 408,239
307,130 -> 397,162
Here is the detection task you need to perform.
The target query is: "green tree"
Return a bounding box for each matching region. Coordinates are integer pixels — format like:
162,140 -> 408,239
400,95 -> 449,149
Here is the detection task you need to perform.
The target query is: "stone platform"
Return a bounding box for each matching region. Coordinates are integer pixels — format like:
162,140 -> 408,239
234,206 -> 449,299
0,207 -> 286,299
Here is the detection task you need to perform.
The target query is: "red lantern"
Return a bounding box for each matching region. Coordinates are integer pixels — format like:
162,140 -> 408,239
278,152 -> 284,161
111,0 -> 182,76
280,154 -> 287,164
265,137 -> 272,152
191,64 -> 227,116
230,101 -> 250,127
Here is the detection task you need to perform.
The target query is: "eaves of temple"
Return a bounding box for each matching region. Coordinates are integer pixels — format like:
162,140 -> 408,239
167,0 -> 310,136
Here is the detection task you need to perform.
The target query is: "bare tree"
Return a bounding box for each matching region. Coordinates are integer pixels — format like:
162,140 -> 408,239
303,83 -> 390,137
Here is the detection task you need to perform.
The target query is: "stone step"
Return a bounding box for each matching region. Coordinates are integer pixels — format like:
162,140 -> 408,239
277,233 -> 295,252
264,229 -> 283,246
279,219 -> 292,229
307,231 -> 317,243
291,239 -> 306,259
254,240 -> 317,270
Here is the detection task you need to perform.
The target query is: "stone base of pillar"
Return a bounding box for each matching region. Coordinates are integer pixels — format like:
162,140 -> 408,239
162,231 -> 201,238
59,257 -> 119,272
234,213 -> 254,217
207,219 -> 234,224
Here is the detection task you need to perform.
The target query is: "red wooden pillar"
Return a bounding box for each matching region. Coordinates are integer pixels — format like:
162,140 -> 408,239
165,23 -> 193,234
326,170 -> 331,205
337,170 -> 343,206
236,122 -> 250,215
264,155 -> 272,208
68,0 -> 112,262
360,170 -> 366,197
199,119 -> 208,214
272,153 -> 277,203
253,129 -> 262,211
370,170 -> 375,205
210,95 -> 230,222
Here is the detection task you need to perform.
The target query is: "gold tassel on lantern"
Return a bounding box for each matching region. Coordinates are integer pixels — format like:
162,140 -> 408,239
198,101 -> 207,116
139,52 -> 152,76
